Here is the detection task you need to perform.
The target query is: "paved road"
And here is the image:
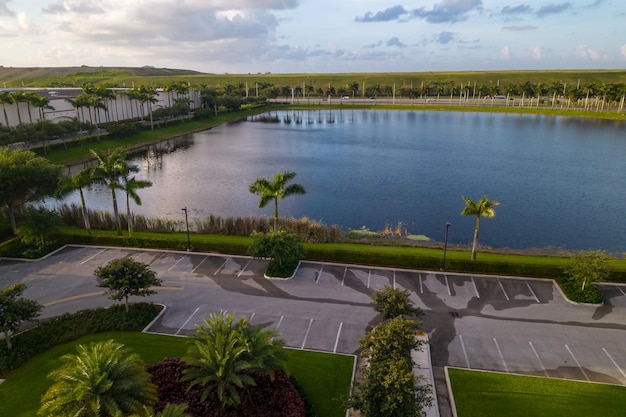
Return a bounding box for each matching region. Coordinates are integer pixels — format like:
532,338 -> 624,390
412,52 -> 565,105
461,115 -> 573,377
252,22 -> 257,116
3,245 -> 626,415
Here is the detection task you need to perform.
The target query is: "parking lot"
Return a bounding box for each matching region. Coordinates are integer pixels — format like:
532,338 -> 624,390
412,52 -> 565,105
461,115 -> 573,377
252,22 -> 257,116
2,245 -> 626,385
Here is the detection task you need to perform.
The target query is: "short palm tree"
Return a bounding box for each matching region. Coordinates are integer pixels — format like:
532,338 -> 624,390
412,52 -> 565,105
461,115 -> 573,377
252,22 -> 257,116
182,312 -> 286,408
38,340 -> 157,417
249,171 -> 306,232
120,163 -> 152,236
461,195 -> 500,261
91,149 -> 127,235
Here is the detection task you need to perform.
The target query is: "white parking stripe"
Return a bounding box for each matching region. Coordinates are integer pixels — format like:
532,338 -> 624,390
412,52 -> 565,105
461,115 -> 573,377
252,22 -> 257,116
603,348 -> 626,380
191,256 -> 208,273
333,322 -> 344,353
498,279 -> 510,301
340,266 -> 347,286
148,253 -> 165,266
367,269 -> 371,288
615,286 -> 626,297
61,246 -> 87,263
459,335 -> 471,369
565,344 -> 590,381
529,341 -> 549,377
393,270 -> 396,289
315,265 -> 324,283
526,283 -> 540,303
214,258 -> 228,275
301,319 -> 314,349
80,248 -> 106,265
168,255 -> 186,271
276,315 -> 284,330
471,277 -> 480,298
238,259 -> 252,277
250,312 -> 256,320
175,307 -> 199,335
493,338 -> 509,372
419,273 -> 424,294
444,274 -> 452,296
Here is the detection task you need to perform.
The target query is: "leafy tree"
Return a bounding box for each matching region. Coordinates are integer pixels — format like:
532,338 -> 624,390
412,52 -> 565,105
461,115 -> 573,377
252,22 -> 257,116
460,194 -> 500,261
90,148 -> 127,235
563,250 -> 610,291
182,311 -> 286,408
38,340 -> 157,417
55,167 -> 99,234
359,316 -> 421,361
0,283 -> 42,350
94,258 -> 162,311
0,148 -> 63,234
249,171 -> 306,232
372,285 -> 423,320
16,206 -> 62,248
248,230 -> 304,277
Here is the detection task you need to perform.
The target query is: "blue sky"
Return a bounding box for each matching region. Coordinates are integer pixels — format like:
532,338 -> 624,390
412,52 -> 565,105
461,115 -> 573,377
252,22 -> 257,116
0,0 -> 624,73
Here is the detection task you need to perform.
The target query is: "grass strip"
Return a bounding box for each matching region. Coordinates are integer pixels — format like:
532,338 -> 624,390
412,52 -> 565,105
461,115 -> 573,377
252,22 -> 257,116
448,368 -> 626,417
0,332 -> 353,417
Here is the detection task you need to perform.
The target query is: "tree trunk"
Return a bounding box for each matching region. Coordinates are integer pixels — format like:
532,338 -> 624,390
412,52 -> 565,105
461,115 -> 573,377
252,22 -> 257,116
79,188 -> 91,235
273,198 -> 279,232
471,217 -> 481,261
126,192 -> 133,237
111,188 -> 122,236
4,330 -> 12,350
125,295 -> 129,312
7,203 -> 17,234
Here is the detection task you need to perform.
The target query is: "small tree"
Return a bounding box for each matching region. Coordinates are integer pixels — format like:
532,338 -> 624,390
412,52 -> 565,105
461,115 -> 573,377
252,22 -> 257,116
16,206 -> 62,249
95,258 -> 162,311
248,230 -> 305,277
372,285 -> 424,320
564,250 -> 610,291
0,283 -> 42,350
249,171 -> 306,232
460,194 -> 500,261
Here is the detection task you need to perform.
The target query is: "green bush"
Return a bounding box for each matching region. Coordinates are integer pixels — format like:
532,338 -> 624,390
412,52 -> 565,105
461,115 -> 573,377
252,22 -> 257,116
0,302 -> 160,374
556,276 -> 603,304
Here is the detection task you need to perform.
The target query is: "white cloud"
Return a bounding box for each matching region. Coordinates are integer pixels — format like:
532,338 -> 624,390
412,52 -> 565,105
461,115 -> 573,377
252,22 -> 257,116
500,45 -> 510,60
621,44 -> 626,60
530,45 -> 542,59
575,44 -> 604,60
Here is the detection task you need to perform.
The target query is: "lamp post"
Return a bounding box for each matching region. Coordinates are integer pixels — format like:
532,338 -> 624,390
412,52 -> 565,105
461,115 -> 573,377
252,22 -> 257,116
182,207 -> 191,251
442,221 -> 451,270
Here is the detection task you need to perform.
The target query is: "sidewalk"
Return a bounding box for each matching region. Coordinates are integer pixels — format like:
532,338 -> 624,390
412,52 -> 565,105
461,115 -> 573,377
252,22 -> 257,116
413,334 -> 440,417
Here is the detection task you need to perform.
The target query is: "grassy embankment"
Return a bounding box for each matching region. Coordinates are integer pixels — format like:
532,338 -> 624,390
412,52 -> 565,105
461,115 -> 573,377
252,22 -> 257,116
448,367 -> 626,417
0,332 -> 353,417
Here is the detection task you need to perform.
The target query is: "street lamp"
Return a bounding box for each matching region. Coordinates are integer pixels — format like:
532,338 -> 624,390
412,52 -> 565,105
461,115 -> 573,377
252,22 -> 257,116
182,207 -> 191,251
442,221 -> 451,270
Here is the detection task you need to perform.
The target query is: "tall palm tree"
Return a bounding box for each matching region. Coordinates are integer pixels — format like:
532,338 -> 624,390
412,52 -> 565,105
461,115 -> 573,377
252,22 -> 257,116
182,312 -> 286,408
9,91 -> 26,125
120,164 -> 152,236
0,91 -> 14,126
31,95 -> 55,122
91,149 -> 127,235
24,92 -> 41,124
55,167 -> 99,235
85,95 -> 107,141
249,171 -> 306,232
461,195 -> 500,261
39,340 -> 157,417
95,86 -> 117,122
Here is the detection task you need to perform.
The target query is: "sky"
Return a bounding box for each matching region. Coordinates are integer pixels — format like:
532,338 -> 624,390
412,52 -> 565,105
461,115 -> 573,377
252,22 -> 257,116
0,0 -> 624,74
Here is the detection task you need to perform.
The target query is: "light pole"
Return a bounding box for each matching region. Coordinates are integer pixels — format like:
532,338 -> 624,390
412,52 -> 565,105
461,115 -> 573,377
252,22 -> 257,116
182,207 -> 191,251
442,221 -> 451,270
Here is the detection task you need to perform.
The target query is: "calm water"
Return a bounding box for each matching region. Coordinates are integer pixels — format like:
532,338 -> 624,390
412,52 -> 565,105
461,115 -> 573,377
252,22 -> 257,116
59,109 -> 626,252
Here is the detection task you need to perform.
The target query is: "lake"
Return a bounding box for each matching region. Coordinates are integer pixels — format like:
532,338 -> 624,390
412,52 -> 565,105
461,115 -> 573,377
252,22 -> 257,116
59,109 -> 626,253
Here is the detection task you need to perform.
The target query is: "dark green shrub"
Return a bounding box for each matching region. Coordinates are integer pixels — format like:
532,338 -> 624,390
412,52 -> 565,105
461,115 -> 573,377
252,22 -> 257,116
556,276 -> 603,304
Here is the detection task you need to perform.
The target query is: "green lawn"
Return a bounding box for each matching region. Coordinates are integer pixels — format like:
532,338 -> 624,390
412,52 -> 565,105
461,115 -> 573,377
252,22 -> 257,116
0,332 -> 354,417
448,368 -> 626,417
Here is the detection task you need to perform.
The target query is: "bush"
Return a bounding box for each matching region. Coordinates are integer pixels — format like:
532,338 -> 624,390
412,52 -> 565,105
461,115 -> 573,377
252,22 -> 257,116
0,302 -> 160,374
556,276 -> 603,304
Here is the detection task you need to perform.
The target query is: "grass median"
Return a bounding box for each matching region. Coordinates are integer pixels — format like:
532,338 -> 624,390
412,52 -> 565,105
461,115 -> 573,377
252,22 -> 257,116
0,331 -> 354,417
448,367 -> 626,417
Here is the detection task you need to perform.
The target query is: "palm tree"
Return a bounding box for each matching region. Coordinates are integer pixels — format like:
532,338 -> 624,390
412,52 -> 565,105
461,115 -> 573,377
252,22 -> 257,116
91,149 -> 127,235
55,167 -> 99,235
181,311 -> 286,408
461,195 -> 500,261
132,404 -> 192,417
9,91 -> 26,125
24,92 -> 40,123
0,91 -> 14,126
32,95 -> 55,122
249,171 -> 306,232
120,163 -> 152,236
39,340 -> 157,417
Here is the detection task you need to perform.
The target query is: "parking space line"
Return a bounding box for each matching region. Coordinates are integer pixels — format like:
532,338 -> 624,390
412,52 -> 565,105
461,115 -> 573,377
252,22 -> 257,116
565,344 -> 590,381
419,273 -> 424,294
315,265 -> 324,283
498,279 -> 510,301
60,246 -> 87,263
603,348 -> 626,380
168,255 -> 186,271
214,258 -> 229,275
301,319 -> 314,349
529,341 -> 549,377
333,322 -> 344,353
148,253 -> 165,266
459,335 -> 471,369
276,315 -> 284,330
175,307 -> 199,335
191,256 -> 208,273
444,274 -> 452,296
493,338 -> 509,373
615,286 -> 626,297
471,277 -> 480,298
250,312 -> 256,320
393,270 -> 396,289
80,248 -> 106,265
367,269 -> 371,289
526,283 -> 540,303
238,259 -> 252,277
340,266 -> 347,286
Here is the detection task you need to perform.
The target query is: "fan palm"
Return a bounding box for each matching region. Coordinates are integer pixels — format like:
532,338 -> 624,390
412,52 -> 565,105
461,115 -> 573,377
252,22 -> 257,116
249,171 -> 306,232
461,195 -> 499,261
38,340 -> 157,417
